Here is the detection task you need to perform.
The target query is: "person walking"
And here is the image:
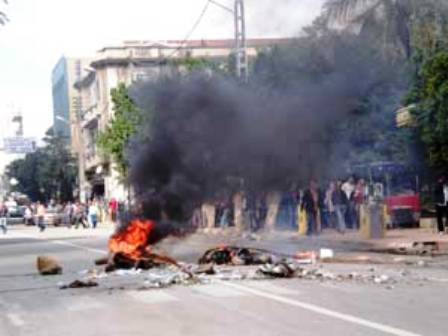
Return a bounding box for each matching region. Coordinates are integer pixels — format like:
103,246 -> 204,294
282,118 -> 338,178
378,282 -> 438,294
435,176 -> 448,234
74,202 -> 89,229
301,179 -> 324,236
36,202 -> 47,232
24,205 -> 34,226
342,177 -> 356,229
88,200 -> 100,229
0,202 -> 8,234
109,198 -> 118,223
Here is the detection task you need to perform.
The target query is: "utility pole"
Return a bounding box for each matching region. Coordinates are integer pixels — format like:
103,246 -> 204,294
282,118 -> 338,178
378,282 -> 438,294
11,112 -> 23,137
234,0 -> 248,82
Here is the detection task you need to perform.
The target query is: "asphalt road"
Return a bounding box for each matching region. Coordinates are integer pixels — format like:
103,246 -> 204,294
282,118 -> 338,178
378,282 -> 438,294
0,225 -> 447,336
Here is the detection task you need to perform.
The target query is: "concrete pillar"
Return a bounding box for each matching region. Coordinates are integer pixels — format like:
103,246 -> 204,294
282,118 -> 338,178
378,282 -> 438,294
360,203 -> 385,239
233,192 -> 245,231
202,203 -> 216,229
265,191 -> 281,231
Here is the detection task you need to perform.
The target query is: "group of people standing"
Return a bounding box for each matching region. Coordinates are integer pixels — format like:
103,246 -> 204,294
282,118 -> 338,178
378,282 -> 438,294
196,177 -> 367,235
20,199 -> 103,232
303,177 -> 368,236
63,200 -> 102,230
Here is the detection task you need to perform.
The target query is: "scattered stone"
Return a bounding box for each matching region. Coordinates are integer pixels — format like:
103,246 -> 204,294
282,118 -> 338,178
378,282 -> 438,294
37,256 -> 63,275
374,275 -> 390,284
60,280 -> 98,289
194,264 -> 216,275
258,262 -> 296,278
319,248 -> 334,260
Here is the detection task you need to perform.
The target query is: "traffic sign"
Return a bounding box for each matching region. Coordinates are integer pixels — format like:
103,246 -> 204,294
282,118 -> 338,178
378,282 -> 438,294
3,137 -> 37,154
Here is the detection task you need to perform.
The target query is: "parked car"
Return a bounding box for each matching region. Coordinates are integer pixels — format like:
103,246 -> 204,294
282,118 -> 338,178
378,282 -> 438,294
6,205 -> 25,225
33,208 -> 65,227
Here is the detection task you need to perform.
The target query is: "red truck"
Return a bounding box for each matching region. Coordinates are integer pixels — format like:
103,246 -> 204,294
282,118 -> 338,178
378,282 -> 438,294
352,162 -> 421,228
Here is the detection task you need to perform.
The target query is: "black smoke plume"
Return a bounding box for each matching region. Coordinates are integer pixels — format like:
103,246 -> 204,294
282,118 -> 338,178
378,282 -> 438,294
127,41 -> 392,222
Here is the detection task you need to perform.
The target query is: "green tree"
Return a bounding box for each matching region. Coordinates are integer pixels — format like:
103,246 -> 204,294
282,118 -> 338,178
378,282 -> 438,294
5,129 -> 77,202
97,83 -> 141,178
406,51 -> 448,172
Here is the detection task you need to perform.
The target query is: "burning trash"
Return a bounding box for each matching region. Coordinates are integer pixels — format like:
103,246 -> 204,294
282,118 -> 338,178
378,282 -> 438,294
98,197 -> 194,277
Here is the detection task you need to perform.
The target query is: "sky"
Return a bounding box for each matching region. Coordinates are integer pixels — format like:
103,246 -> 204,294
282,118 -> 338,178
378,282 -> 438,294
0,0 -> 325,142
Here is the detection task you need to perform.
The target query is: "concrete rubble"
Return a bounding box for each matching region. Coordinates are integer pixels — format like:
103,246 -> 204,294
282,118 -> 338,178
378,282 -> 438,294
58,245 -> 438,291
37,256 -> 63,275
372,241 -> 448,256
59,280 -> 98,290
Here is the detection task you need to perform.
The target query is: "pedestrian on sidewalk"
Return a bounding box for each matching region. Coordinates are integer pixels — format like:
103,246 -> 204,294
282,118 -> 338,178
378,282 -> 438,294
24,205 -> 34,226
109,198 -> 118,223
342,176 -> 356,229
74,202 -> 89,229
88,200 -> 99,229
0,202 -> 8,234
332,180 -> 349,234
36,202 -> 47,232
324,182 -> 336,229
302,179 -> 324,236
434,176 -> 448,234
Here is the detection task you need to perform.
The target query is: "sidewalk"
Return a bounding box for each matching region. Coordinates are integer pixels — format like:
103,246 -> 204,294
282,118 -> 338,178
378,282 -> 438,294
197,227 -> 448,256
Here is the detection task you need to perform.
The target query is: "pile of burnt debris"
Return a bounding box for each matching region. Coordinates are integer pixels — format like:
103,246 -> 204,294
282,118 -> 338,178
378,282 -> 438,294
56,245 -> 433,291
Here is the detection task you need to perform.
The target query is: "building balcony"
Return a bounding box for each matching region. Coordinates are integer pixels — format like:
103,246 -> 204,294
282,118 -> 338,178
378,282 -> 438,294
81,104 -> 100,129
84,146 -> 104,171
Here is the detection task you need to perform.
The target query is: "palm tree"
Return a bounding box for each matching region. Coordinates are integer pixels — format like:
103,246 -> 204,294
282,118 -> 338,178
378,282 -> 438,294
321,0 -> 448,59
0,0 -> 8,25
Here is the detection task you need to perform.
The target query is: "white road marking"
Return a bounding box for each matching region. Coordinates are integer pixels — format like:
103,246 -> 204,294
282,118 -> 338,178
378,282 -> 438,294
193,284 -> 247,298
244,281 -> 300,295
427,277 -> 448,283
220,281 -> 422,336
66,296 -> 106,312
127,290 -> 179,304
6,313 -> 25,327
51,240 -> 106,255
4,230 -> 107,255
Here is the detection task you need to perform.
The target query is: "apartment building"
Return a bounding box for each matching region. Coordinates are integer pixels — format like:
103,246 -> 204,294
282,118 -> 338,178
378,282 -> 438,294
74,38 -> 294,202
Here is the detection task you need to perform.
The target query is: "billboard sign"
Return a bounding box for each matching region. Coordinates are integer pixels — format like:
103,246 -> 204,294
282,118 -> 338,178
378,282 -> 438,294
3,137 -> 37,154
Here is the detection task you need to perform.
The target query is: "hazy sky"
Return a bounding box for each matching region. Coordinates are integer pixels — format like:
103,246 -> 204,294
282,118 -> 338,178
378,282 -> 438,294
0,0 -> 325,141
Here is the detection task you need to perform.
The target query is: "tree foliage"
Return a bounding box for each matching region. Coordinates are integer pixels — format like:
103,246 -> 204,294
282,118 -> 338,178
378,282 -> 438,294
252,12 -> 410,174
403,1 -> 448,173
97,83 -> 141,178
406,52 -> 448,172
5,129 -> 77,202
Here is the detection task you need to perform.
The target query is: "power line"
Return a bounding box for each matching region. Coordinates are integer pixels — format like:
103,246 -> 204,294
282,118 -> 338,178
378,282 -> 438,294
131,0 -> 211,66
167,0 -> 212,58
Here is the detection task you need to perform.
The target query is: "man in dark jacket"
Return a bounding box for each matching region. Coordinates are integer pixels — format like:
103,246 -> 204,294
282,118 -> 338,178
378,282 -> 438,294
301,179 -> 324,235
434,176 -> 448,234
